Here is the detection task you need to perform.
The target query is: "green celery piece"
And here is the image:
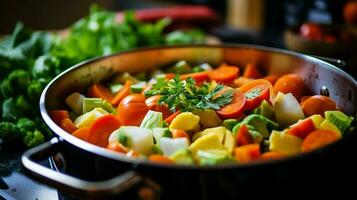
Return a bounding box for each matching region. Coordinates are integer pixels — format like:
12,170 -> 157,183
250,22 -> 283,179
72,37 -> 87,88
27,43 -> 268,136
151,144 -> 163,154
170,149 -> 195,165
166,60 -> 192,74
197,150 -> 236,166
140,110 -> 163,129
130,81 -> 146,93
153,127 -> 172,144
325,111 -> 354,134
253,100 -> 275,120
223,119 -> 239,132
101,100 -> 116,114
119,131 -> 130,147
108,83 -> 123,94
82,98 -> 102,113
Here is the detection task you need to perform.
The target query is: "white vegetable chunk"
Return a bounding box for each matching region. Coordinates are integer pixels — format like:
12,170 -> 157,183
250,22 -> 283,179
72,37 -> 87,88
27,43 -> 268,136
274,92 -> 305,127
159,138 -> 189,156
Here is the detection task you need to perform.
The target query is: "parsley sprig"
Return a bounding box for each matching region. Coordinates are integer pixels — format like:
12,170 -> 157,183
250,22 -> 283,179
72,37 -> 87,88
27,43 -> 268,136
145,75 -> 234,112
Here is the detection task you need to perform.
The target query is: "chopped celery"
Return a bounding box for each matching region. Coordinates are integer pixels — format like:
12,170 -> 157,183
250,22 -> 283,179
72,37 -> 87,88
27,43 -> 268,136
151,144 -> 163,154
197,150 -> 235,166
166,60 -> 192,74
170,149 -> 195,165
239,114 -> 279,138
153,127 -> 172,144
253,100 -> 275,120
82,98 -> 102,113
101,100 -> 116,114
325,111 -> 354,134
110,72 -> 139,84
130,81 -> 146,93
117,126 -> 154,155
108,83 -> 123,94
140,110 -> 163,129
192,66 -> 204,72
65,92 -> 85,114
222,119 -> 239,131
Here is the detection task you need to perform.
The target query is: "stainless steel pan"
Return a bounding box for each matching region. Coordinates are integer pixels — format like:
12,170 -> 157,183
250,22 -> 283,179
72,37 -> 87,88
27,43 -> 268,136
22,45 -> 357,199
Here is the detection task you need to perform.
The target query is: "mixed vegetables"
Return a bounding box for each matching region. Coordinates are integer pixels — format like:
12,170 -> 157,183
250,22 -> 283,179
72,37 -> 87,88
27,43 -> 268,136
51,60 -> 355,166
0,6 -> 205,149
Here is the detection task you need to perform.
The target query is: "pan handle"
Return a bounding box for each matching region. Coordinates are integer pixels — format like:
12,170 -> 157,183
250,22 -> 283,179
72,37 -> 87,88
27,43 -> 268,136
312,55 -> 346,68
21,137 -> 160,199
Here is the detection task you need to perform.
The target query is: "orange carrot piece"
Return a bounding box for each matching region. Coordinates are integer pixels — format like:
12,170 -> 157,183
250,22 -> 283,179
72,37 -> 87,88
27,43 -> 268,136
107,142 -> 128,153
301,130 -> 341,152
263,75 -> 279,85
72,127 -> 90,141
50,110 -> 70,125
88,83 -> 114,102
180,71 -> 209,83
233,77 -> 254,87
126,150 -> 140,158
149,154 -> 174,164
288,118 -> 316,139
111,80 -> 131,106
234,143 -> 261,163
87,115 -> 121,147
208,64 -> 240,83
172,129 -> 191,143
236,124 -> 254,146
243,63 -> 262,79
60,118 -> 78,134
164,110 -> 181,124
260,151 -> 285,160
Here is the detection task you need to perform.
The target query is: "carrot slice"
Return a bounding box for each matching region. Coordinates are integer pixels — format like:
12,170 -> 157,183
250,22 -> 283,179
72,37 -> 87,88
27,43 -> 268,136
72,127 -> 90,141
301,130 -> 341,152
243,63 -> 262,79
263,75 -> 279,85
236,124 -> 254,146
107,142 -> 128,153
287,118 -> 316,139
260,151 -> 285,160
208,64 -> 240,83
234,77 -> 254,87
216,90 -> 246,119
180,71 -> 209,83
164,110 -> 181,124
50,110 -> 70,125
87,114 -> 121,147
88,83 -> 114,102
60,118 -> 78,134
111,80 -> 131,106
239,79 -> 273,110
172,129 -> 191,143
149,154 -> 174,164
234,143 -> 261,163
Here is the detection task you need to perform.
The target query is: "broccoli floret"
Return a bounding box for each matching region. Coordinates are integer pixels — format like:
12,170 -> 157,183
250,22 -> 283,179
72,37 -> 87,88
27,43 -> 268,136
17,117 -> 37,132
32,55 -> 60,79
2,95 -> 32,121
27,78 -> 49,102
0,121 -> 23,144
23,129 -> 44,147
0,70 -> 31,98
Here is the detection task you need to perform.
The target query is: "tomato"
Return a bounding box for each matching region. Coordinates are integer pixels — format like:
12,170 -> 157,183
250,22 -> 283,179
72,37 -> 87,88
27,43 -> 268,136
145,95 -> 171,119
300,23 -> 324,41
344,1 -> 357,24
239,79 -> 273,110
117,94 -> 149,126
216,90 -> 246,119
273,74 -> 304,100
300,95 -> 338,117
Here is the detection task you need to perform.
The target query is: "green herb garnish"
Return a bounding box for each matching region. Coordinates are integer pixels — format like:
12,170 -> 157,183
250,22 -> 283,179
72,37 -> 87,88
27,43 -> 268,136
145,75 -> 234,112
